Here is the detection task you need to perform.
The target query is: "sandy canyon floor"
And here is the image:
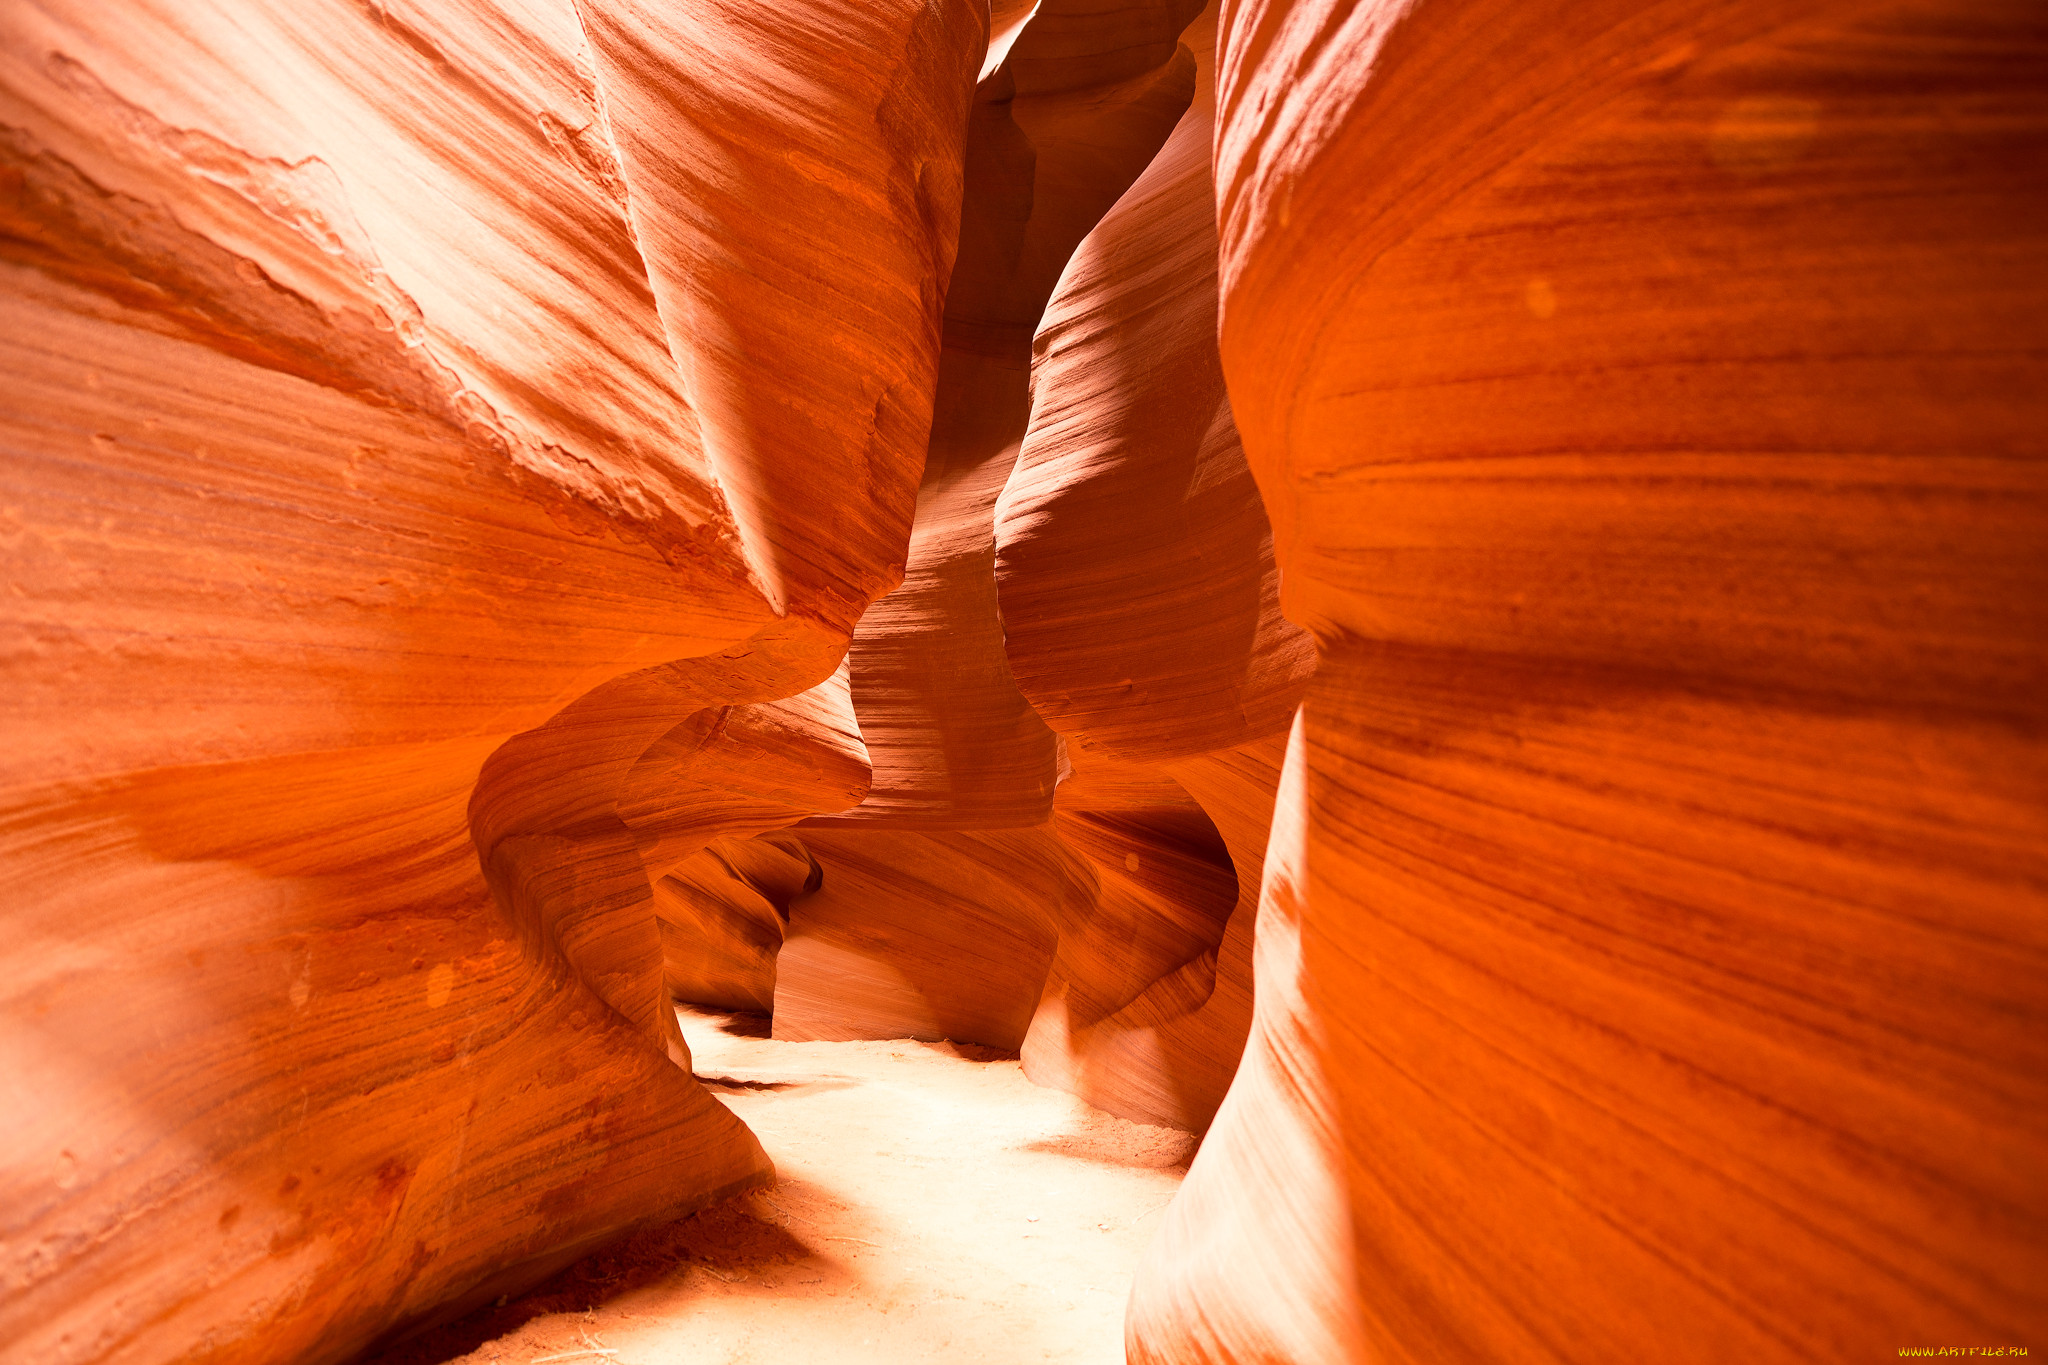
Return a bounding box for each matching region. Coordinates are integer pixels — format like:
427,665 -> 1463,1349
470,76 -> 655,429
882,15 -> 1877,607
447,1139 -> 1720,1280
371,1009 -> 1198,1365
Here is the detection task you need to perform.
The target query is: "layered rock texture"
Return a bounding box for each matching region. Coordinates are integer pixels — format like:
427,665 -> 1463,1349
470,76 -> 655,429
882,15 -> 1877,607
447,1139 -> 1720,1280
1127,1 -> 2048,1361
1,0 -> 977,1359
4,1 -> 2044,1363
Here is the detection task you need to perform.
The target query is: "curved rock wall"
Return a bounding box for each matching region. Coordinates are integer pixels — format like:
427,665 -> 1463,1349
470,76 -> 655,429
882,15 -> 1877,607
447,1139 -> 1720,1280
996,4 -> 1313,1131
805,0 -> 1202,835
775,828 -> 1073,1050
657,833 -> 822,1016
7,0 -> 2044,1360
756,0 -> 1309,1141
1130,1 -> 2048,1360
0,0 -> 980,1360
760,0 -> 1284,1111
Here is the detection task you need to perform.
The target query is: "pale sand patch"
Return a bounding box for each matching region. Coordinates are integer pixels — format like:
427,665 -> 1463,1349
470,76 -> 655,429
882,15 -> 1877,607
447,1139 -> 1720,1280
368,1006 -> 1197,1365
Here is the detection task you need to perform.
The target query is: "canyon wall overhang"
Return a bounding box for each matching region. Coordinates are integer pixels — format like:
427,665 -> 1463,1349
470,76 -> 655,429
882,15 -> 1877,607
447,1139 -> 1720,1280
0,0 -> 981,1359
1130,1 -> 2048,1360
2,1 -> 2045,1362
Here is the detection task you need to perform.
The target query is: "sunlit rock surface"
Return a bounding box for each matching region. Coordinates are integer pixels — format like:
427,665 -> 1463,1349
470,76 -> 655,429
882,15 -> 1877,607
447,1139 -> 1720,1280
776,828 -> 1069,1050
656,833 -> 821,1016
996,6 -> 1312,1132
4,0 -> 2044,1362
768,0 -> 1267,1114
0,0 -> 978,1359
1129,2 -> 2048,1361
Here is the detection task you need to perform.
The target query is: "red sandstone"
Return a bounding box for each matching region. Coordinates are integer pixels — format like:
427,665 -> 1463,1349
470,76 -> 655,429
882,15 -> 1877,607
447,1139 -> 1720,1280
2,1 -> 2042,1363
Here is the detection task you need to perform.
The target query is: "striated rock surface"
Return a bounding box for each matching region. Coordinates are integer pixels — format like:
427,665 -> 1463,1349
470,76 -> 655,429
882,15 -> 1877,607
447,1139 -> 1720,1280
765,2 -> 1311,1143
468,640 -> 872,1069
804,0 -> 1202,835
996,4 -> 1312,1131
0,0 -> 980,1360
657,833 -> 821,1016
1131,2 -> 2048,1361
775,0 -> 1256,1089
1020,734 -> 1291,1131
7,0 -> 2045,1359
775,828 -> 1072,1050
997,8 -> 1307,766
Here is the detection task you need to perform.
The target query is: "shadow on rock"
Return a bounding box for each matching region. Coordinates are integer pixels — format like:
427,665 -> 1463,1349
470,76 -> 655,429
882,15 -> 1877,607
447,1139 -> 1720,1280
360,1191 -> 815,1364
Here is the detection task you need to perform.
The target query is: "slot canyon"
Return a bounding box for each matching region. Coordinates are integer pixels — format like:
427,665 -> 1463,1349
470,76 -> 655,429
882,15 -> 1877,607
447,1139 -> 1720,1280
2,0 -> 2044,1361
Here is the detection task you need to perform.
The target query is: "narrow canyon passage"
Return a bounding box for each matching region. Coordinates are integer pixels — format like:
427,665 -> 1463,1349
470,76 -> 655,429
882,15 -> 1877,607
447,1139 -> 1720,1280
4,0 -> 2043,1362
375,1009 -> 1195,1365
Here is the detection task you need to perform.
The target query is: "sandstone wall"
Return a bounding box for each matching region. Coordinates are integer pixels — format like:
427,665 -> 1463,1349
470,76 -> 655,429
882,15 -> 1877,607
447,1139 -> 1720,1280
0,1 -> 981,1360
6,0 -> 2044,1361
1129,1 -> 2048,1360
752,0 -> 1312,1141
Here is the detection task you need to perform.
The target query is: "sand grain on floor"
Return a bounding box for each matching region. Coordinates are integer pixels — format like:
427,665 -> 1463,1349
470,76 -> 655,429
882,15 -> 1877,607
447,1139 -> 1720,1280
372,1008 -> 1197,1365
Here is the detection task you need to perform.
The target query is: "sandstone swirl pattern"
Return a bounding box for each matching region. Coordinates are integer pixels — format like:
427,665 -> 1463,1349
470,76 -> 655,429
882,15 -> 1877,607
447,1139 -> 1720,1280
1128,2 -> 2048,1362
3,1 -> 2044,1363
0,1 -> 978,1361
995,6 -> 1313,1133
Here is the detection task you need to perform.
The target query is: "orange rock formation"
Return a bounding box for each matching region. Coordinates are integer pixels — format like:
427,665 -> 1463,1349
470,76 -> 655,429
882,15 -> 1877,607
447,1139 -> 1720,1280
1129,2 -> 2048,1361
1,0 -> 977,1359
4,0 -> 2043,1362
